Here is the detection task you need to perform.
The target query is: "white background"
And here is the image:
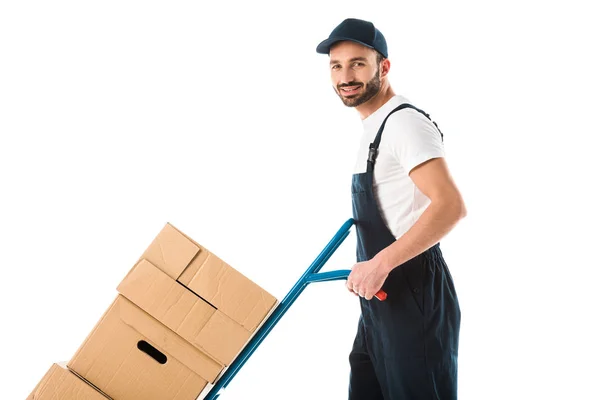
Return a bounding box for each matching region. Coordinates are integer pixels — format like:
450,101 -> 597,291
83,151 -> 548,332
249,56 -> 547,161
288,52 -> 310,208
1,1 -> 599,399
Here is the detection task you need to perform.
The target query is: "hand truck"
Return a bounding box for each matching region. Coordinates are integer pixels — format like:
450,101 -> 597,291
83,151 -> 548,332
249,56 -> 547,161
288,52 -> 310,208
203,218 -> 386,399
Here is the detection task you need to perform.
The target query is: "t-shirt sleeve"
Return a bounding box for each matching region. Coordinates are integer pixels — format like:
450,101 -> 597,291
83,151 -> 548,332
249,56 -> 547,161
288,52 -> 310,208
385,109 -> 445,174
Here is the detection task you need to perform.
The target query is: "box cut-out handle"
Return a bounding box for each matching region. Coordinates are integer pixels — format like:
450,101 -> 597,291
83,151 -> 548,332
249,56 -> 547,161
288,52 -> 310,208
137,340 -> 167,364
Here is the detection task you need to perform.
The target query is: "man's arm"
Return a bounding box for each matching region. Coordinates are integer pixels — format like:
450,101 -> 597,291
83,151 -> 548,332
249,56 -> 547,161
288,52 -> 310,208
375,156 -> 467,273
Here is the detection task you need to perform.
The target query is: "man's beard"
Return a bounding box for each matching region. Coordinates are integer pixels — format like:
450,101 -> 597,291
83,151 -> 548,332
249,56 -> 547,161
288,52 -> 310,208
335,69 -> 381,108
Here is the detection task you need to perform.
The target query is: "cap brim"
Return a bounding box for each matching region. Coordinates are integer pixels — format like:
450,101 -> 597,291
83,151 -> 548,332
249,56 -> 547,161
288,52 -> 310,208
316,37 -> 376,55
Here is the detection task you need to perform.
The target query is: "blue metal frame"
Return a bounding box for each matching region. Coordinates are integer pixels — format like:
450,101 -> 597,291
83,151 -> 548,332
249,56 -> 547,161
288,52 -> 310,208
203,218 -> 356,399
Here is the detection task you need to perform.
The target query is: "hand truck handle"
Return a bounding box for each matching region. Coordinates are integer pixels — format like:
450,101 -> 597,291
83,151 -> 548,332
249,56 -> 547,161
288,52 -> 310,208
374,290 -> 387,301
305,269 -> 387,301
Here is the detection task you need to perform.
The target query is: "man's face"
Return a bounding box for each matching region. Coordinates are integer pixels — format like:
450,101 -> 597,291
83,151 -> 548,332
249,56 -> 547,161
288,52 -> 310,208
329,41 -> 382,108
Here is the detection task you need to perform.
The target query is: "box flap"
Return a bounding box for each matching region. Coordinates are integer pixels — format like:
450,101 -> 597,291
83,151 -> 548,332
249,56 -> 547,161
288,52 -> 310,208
142,223 -> 200,279
180,252 -> 278,332
118,259 -> 215,330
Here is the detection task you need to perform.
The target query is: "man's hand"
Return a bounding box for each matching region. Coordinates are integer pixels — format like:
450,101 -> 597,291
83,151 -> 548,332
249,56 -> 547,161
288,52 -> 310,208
347,258 -> 390,300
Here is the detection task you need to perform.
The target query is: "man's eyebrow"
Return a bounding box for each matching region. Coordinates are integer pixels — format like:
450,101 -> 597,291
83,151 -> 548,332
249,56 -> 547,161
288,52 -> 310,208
330,56 -> 369,65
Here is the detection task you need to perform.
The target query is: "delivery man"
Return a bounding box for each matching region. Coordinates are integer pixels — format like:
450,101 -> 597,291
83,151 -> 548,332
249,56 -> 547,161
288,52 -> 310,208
316,18 -> 466,399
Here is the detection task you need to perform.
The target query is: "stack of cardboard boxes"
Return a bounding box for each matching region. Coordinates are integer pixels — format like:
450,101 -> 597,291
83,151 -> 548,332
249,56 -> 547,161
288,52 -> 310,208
28,223 -> 278,400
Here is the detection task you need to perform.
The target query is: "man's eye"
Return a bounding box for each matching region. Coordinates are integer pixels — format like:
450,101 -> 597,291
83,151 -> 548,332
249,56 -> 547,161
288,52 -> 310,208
353,62 -> 364,67
332,65 -> 340,70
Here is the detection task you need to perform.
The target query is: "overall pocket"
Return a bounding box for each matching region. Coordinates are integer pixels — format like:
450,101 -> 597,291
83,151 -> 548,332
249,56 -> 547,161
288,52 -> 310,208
402,259 -> 425,316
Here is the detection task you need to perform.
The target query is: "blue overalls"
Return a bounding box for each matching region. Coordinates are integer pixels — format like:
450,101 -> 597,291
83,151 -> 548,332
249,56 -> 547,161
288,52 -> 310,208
349,104 -> 461,400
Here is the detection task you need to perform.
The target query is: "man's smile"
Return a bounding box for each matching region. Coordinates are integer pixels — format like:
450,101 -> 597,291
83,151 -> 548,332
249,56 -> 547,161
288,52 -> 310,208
339,85 -> 362,96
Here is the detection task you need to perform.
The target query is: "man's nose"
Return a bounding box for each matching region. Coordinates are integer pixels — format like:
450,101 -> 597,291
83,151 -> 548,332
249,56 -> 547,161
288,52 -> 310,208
340,69 -> 356,85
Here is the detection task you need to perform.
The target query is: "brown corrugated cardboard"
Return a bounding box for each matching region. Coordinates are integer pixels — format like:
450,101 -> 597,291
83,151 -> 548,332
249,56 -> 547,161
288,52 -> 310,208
27,362 -> 110,400
142,222 -> 278,332
178,250 -> 278,332
68,295 -> 223,400
142,223 -> 200,280
117,259 -> 252,365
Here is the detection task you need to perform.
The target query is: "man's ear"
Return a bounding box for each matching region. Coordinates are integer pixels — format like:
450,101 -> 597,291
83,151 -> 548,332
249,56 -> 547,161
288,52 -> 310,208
380,58 -> 391,78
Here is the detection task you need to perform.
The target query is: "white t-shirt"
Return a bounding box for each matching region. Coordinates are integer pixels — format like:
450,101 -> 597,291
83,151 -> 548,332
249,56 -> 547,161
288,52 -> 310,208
353,95 -> 445,239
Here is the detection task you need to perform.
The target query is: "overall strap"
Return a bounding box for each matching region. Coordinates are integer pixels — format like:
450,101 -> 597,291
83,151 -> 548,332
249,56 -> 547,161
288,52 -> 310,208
366,103 -> 444,172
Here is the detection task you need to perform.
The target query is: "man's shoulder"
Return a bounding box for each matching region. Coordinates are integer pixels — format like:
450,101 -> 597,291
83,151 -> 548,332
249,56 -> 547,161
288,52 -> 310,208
381,101 -> 443,149
384,103 -> 436,133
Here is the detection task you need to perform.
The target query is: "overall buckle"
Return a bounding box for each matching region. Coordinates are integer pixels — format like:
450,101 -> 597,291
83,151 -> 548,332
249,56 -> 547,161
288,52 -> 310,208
368,145 -> 378,163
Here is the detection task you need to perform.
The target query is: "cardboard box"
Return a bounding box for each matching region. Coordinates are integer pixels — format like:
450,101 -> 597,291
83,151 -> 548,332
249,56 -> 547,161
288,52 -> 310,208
141,223 -> 278,332
68,295 -> 223,400
27,362 -> 110,400
118,259 -> 252,366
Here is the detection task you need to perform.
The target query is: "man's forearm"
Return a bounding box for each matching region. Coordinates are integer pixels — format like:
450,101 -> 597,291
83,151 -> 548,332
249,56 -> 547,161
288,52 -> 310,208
375,199 -> 466,272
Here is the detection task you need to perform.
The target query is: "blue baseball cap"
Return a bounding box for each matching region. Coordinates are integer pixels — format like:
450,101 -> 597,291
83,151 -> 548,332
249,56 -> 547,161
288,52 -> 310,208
316,18 -> 388,58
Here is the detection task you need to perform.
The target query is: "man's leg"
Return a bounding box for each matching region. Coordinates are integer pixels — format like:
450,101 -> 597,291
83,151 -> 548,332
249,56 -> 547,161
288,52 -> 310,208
379,354 -> 458,400
348,317 -> 384,400
375,246 -> 460,399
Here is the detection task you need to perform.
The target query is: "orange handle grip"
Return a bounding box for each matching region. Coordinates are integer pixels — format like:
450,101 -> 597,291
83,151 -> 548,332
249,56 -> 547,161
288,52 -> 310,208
375,290 -> 387,301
